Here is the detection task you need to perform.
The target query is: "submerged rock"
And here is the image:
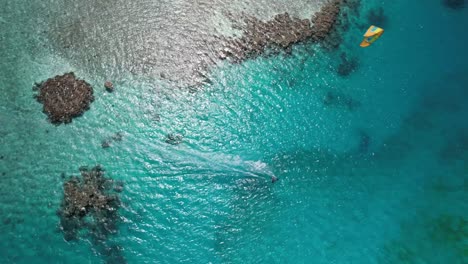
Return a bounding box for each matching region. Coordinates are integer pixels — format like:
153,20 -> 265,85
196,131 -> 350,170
101,140 -> 111,149
337,52 -> 359,76
101,132 -> 124,149
34,72 -> 94,124
104,81 -> 114,92
443,0 -> 465,9
321,0 -> 362,51
111,132 -> 123,142
323,90 -> 361,111
310,0 -> 342,41
367,7 -> 388,27
165,133 -> 183,145
58,165 -> 122,241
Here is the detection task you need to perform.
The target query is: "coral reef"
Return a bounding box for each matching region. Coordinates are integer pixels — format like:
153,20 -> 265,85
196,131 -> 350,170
321,0 -> 362,51
438,129 -> 468,163
443,0 -> 465,9
382,214 -> 468,263
34,72 -> 94,124
218,13 -> 314,62
58,165 -> 122,242
337,52 -> 359,76
219,0 -> 342,62
367,7 -> 388,27
310,0 -> 343,41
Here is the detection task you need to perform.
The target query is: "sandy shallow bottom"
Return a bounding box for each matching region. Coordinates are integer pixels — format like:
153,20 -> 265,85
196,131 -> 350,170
44,0 -> 326,85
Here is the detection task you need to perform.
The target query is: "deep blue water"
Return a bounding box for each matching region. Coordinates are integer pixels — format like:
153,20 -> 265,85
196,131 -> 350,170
1,0 -> 467,263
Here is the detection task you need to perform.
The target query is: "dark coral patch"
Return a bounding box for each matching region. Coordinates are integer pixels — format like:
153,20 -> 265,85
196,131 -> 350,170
337,52 -> 359,76
57,166 -> 126,263
34,72 -> 94,124
101,140 -> 111,149
358,130 -> 371,153
367,7 -> 388,27
443,0 -> 465,9
310,0 -> 342,41
382,214 -> 468,263
165,133 -> 183,145
58,165 -> 122,242
320,0 -> 362,51
101,132 -> 124,149
438,129 -> 468,163
323,90 -> 361,111
219,0 -> 342,62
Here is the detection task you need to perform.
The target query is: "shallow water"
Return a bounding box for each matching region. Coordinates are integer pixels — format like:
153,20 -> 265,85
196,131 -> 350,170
1,0 -> 467,263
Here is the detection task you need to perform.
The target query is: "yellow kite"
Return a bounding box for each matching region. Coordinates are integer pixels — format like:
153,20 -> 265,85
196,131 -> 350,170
360,25 -> 384,47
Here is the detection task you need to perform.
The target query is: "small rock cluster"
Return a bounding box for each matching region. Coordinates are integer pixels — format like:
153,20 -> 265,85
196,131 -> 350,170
104,81 -> 114,92
323,90 -> 361,111
58,165 -> 122,242
219,0 -> 342,62
165,133 -> 183,145
101,132 -> 124,149
34,72 -> 94,124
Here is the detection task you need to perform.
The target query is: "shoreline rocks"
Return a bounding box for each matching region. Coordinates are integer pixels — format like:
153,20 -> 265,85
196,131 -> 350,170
34,72 -> 94,124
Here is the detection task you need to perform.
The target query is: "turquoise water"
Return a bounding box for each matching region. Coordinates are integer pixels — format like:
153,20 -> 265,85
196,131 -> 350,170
1,0 -> 467,263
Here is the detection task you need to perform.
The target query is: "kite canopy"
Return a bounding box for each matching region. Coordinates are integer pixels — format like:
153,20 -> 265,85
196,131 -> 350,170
360,25 -> 384,47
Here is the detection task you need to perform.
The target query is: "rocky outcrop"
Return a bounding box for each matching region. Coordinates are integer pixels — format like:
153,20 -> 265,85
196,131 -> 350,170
34,72 -> 94,124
